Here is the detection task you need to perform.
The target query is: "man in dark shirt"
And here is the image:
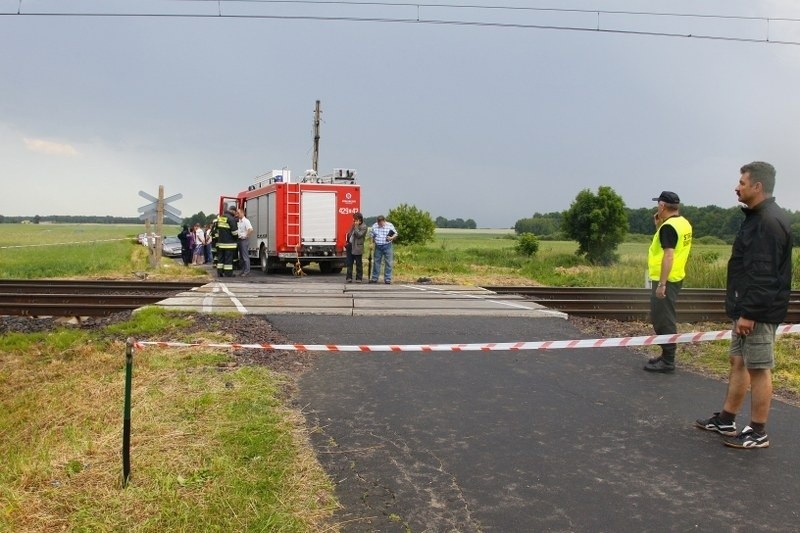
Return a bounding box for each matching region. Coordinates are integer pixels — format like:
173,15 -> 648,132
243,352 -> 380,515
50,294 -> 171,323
696,161 -> 792,449
215,205 -> 239,277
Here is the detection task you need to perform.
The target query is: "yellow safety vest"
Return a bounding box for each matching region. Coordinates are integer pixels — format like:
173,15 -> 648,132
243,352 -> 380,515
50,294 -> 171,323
648,216 -> 692,282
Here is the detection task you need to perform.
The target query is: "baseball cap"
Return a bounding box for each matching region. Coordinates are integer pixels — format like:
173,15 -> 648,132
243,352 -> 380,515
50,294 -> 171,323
652,191 -> 680,204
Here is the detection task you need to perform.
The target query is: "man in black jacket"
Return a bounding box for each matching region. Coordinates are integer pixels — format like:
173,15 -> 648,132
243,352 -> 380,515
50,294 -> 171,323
695,161 -> 792,449
215,205 -> 239,277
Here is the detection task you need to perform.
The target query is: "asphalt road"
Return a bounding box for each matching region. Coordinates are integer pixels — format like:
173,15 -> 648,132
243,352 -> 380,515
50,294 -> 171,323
270,315 -> 800,532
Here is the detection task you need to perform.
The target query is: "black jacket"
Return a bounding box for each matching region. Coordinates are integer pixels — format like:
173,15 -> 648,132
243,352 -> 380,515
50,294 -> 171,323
725,197 -> 792,323
215,213 -> 239,249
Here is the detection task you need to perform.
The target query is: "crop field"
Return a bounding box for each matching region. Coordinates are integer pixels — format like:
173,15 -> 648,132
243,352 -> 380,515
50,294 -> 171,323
399,228 -> 740,289
0,223 -> 202,280
1,224 -> 795,288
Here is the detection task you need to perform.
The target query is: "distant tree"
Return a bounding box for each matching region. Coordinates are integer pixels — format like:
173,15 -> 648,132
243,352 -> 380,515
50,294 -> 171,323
183,211 -> 211,228
386,204 -> 436,246
792,222 -> 800,247
434,216 -> 478,229
562,186 -> 628,265
33,215 -> 41,224
626,207 -> 654,235
514,212 -> 562,238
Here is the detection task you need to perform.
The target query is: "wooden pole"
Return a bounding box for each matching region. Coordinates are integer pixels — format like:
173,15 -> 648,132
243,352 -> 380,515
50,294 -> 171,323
155,186 -> 164,268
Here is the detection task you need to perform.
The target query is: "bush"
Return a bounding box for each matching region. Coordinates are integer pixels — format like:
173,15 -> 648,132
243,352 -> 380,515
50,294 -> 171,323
516,232 -> 540,256
386,204 -> 436,246
562,186 -> 628,265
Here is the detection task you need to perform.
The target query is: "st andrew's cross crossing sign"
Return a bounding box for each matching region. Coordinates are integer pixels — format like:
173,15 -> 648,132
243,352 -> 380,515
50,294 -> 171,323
138,190 -> 183,224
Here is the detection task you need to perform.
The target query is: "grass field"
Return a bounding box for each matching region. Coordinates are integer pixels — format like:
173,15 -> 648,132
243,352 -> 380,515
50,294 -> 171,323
0,224 -> 204,280
397,228 -> 740,289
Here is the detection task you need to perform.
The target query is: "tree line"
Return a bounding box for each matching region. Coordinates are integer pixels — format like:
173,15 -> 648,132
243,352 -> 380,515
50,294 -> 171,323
513,186 -> 800,265
515,203 -> 800,244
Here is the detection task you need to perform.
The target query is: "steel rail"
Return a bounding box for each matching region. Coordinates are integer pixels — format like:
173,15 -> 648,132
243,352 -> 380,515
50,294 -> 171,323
0,279 -> 204,317
0,279 -> 202,293
482,286 -> 800,323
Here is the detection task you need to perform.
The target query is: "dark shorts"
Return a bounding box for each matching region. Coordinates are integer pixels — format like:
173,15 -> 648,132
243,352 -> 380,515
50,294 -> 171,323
730,322 -> 778,369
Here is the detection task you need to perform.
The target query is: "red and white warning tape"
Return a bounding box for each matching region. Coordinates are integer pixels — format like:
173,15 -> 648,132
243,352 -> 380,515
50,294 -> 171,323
134,323 -> 800,352
0,238 -> 132,249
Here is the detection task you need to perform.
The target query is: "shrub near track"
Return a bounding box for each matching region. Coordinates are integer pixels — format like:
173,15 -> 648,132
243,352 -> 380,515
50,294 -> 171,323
0,308 -> 335,532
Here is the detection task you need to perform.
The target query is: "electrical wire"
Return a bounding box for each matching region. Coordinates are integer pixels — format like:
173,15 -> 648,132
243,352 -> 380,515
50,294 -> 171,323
2,0 -> 798,45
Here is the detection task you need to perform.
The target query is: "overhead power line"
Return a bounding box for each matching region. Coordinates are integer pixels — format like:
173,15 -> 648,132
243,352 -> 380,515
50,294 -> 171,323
3,0 -> 799,45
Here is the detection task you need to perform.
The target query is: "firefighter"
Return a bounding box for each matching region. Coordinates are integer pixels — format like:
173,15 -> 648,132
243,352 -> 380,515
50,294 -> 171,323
209,218 -> 219,269
215,205 -> 239,277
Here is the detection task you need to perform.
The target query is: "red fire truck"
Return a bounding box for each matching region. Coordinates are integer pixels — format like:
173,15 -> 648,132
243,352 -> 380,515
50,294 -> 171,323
219,168 -> 360,274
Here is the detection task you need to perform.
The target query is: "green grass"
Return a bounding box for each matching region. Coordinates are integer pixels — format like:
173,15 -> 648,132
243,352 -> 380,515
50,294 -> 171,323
0,308 -> 335,532
395,229 -> 797,289
0,223 -> 206,280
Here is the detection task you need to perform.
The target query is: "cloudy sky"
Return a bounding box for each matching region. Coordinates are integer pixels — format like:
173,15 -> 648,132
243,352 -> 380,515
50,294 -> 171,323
1,0 -> 799,228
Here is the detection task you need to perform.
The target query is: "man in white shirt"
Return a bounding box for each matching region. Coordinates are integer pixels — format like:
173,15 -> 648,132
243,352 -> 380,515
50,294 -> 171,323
236,208 -> 254,276
193,224 -> 206,265
369,215 -> 398,284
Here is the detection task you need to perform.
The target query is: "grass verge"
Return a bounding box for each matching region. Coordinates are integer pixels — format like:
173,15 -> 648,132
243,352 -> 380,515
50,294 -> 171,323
0,308 -> 336,532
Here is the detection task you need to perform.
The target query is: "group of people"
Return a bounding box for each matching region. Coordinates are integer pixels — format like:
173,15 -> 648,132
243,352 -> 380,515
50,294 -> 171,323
344,213 -> 397,284
177,223 -> 212,267
646,161 -> 792,450
177,207 -> 253,277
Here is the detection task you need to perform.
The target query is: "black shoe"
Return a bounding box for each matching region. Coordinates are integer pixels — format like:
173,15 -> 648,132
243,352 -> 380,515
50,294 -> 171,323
368,280 -> 377,284
346,278 -> 352,283
723,426 -> 769,449
384,280 -> 391,284
643,358 -> 675,373
695,412 -> 737,436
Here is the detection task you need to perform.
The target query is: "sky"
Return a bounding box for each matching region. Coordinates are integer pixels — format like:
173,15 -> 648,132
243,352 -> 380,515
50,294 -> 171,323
1,0 -> 800,228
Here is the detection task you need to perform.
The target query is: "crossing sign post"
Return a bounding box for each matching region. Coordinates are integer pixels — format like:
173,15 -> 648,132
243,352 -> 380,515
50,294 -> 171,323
138,187 -> 183,266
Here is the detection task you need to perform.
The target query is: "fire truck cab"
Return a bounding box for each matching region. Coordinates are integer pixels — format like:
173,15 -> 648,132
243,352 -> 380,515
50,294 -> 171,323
219,168 -> 361,274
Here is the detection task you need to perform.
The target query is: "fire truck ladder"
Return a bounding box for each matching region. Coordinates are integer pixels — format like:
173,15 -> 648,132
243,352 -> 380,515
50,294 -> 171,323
285,183 -> 301,249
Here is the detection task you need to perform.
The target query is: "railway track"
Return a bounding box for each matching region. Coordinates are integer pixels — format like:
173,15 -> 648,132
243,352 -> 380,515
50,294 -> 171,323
0,279 -> 204,317
482,286 -> 800,323
4,280 -> 799,323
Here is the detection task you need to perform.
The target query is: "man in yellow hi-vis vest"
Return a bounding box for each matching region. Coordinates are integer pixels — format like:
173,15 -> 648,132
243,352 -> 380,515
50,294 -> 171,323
644,191 -> 693,373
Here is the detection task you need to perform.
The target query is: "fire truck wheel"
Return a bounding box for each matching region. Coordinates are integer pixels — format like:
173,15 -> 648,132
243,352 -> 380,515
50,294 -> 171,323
259,248 -> 271,274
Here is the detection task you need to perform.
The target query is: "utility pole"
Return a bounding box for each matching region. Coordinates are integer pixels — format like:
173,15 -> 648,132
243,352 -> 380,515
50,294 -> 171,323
312,100 -> 321,173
